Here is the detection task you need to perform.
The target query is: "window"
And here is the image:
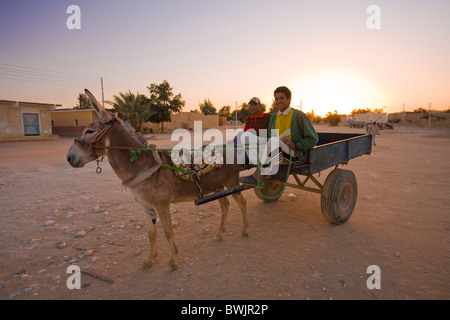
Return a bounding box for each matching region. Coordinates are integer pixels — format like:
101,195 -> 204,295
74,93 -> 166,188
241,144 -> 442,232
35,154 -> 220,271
23,113 -> 40,136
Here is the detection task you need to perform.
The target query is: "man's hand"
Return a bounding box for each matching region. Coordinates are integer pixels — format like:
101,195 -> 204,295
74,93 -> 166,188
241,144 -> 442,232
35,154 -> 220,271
283,139 -> 296,150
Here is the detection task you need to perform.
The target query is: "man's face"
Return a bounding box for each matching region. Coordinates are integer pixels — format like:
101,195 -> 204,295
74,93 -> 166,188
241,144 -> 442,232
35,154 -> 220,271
274,92 -> 291,112
249,102 -> 260,114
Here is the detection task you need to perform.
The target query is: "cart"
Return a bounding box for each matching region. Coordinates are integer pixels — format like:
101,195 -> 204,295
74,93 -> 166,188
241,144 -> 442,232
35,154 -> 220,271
194,132 -> 372,225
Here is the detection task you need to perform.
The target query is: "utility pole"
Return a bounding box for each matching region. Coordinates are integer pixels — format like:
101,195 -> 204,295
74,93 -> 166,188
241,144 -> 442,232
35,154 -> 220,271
235,101 -> 238,127
402,103 -> 405,123
428,102 -> 432,127
101,77 -> 105,107
300,99 -> 302,111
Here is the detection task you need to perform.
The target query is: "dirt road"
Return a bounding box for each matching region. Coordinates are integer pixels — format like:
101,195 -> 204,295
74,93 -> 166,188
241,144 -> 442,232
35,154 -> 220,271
0,124 -> 449,300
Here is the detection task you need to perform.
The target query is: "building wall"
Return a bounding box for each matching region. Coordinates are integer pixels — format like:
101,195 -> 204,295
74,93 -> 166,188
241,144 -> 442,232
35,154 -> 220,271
0,105 -> 21,139
388,111 -> 450,127
0,100 -> 55,141
51,109 -> 97,126
355,112 -> 388,122
143,112 -> 220,132
50,110 -> 219,135
51,109 -> 98,136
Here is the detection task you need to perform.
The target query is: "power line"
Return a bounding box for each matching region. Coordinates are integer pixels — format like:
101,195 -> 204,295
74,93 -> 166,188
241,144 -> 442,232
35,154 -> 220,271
0,62 -> 140,106
0,62 -> 132,88
0,63 -> 128,89
0,63 -> 100,81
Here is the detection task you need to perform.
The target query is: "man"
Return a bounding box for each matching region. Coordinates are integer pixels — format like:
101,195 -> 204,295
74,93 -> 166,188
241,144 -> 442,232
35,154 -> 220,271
240,86 -> 318,186
243,97 -> 271,136
368,120 -> 379,146
233,97 -> 271,167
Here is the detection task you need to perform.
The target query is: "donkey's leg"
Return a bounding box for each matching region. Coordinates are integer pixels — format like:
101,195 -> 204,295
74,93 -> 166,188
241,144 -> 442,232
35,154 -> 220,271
154,203 -> 179,271
231,192 -> 248,237
142,207 -> 158,268
216,194 -> 230,240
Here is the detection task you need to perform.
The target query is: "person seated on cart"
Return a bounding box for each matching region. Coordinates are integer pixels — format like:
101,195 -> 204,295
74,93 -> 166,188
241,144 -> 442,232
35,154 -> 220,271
243,97 -> 272,135
233,97 -> 271,167
240,86 -> 318,186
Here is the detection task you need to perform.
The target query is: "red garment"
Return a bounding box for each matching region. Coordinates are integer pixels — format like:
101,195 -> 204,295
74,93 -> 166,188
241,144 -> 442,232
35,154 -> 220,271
244,112 -> 272,136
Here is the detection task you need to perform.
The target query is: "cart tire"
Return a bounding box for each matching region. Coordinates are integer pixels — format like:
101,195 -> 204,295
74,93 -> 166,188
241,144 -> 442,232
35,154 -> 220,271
254,178 -> 284,202
321,169 -> 357,224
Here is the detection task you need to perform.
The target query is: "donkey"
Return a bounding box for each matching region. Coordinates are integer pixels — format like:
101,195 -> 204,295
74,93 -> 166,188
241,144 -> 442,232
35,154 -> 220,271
66,89 -> 247,271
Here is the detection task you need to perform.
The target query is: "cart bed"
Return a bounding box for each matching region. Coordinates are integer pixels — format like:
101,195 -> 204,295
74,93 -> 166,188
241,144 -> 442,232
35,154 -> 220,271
273,132 -> 372,178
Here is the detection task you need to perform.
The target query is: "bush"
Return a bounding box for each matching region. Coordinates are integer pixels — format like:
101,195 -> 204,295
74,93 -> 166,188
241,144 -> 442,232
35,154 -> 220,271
325,111 -> 341,126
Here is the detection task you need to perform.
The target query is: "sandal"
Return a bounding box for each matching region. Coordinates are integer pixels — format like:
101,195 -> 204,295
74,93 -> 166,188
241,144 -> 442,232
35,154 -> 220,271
239,175 -> 259,186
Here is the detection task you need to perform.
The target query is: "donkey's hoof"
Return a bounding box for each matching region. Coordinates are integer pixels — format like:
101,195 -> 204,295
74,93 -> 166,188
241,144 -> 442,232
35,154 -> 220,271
143,259 -> 154,269
242,230 -> 249,237
165,263 -> 178,272
214,233 -> 224,241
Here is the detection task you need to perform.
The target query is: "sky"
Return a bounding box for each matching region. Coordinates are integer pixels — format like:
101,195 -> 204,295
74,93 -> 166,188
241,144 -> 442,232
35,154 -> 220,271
0,0 -> 449,117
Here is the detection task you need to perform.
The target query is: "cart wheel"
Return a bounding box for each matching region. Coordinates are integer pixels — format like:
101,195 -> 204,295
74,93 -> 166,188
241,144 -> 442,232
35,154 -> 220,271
254,178 -> 284,202
321,169 -> 357,224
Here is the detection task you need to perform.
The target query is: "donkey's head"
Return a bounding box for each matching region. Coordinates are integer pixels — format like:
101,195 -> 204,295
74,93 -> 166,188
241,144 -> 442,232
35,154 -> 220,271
66,89 -> 114,168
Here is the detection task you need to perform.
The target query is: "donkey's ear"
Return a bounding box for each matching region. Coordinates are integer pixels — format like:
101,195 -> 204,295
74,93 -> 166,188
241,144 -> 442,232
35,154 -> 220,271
85,89 -> 108,116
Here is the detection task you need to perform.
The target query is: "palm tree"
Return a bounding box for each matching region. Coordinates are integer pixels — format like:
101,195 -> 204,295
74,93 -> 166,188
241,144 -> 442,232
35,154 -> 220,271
106,91 -> 154,132
199,99 -> 217,115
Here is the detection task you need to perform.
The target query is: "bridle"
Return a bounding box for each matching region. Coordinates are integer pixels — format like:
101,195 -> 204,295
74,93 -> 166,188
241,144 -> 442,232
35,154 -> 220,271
74,116 -> 117,174
73,115 -> 164,186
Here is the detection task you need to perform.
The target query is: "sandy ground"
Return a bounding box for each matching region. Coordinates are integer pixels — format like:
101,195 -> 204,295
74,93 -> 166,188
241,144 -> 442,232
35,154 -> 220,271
0,124 -> 449,300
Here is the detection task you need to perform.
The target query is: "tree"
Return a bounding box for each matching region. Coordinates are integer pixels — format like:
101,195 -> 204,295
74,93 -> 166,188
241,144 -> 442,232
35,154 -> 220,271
199,99 -> 217,115
325,110 -> 341,126
74,93 -> 91,109
147,80 -> 185,133
237,102 -> 250,123
413,107 -> 428,113
218,105 -> 231,119
268,100 -> 278,114
350,108 -> 372,116
107,91 -> 152,132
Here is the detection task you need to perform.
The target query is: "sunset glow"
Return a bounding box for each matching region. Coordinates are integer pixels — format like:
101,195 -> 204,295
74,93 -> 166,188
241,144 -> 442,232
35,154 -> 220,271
290,70 -> 387,117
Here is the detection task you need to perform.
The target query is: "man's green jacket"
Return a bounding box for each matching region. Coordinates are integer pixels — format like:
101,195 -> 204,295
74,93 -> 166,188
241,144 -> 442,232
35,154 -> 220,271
268,109 -> 319,161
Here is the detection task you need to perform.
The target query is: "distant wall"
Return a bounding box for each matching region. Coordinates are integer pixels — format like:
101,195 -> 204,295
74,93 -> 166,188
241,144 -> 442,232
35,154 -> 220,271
388,112 -> 450,128
355,112 -> 388,122
143,112 -> 220,132
51,126 -> 85,136
51,109 -> 97,126
51,109 -> 99,136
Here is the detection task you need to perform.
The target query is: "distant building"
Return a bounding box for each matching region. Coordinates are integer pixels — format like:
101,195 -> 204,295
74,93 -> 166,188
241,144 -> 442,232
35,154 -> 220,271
354,112 -> 388,123
338,114 -> 348,124
143,112 -> 220,132
0,99 -> 59,141
51,109 -> 98,136
388,111 -> 450,128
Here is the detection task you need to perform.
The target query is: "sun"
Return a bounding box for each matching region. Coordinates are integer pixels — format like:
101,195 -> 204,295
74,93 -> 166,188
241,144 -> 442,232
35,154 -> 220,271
290,70 -> 384,117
